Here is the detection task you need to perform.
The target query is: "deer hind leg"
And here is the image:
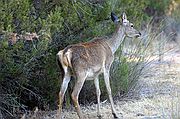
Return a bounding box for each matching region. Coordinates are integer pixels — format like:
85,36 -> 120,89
71,72 -> 87,119
94,77 -> 101,118
103,70 -> 118,118
58,67 -> 71,118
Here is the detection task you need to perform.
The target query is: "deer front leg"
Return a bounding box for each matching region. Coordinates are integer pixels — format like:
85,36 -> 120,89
103,70 -> 119,118
94,77 -> 101,118
58,71 -> 71,118
71,73 -> 87,119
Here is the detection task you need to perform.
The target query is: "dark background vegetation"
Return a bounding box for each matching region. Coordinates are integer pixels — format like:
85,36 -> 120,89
0,0 -> 179,118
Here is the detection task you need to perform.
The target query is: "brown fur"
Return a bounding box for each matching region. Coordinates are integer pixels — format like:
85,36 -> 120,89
58,38 -> 113,77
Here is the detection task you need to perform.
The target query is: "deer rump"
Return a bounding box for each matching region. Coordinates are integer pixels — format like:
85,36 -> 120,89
57,38 -> 113,79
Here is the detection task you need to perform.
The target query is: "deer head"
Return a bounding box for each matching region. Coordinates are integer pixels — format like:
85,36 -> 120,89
111,12 -> 141,38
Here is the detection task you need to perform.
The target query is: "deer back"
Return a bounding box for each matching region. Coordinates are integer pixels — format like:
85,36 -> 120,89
60,38 -> 114,76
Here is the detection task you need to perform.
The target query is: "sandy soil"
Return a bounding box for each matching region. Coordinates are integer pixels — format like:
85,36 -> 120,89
24,43 -> 180,119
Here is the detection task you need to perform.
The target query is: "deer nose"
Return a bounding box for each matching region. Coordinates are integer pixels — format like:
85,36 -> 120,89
139,32 -> 141,36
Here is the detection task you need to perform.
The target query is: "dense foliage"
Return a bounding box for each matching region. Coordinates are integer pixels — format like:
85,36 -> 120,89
0,0 -> 175,118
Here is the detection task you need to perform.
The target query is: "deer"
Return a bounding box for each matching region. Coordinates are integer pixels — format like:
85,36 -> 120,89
56,12 -> 141,119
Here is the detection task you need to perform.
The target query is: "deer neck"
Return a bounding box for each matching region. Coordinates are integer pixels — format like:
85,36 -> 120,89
106,25 -> 126,54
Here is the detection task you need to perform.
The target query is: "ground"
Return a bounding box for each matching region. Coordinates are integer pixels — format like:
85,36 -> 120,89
24,42 -> 180,119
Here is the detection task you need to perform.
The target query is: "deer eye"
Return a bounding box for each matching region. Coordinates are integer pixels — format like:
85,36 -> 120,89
130,24 -> 134,27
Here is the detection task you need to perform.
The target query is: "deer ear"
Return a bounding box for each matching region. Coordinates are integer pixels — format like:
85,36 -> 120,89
122,12 -> 127,21
111,12 -> 119,23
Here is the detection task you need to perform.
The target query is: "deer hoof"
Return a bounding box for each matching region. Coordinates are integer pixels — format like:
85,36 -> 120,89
97,114 -> 102,119
112,113 -> 119,118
